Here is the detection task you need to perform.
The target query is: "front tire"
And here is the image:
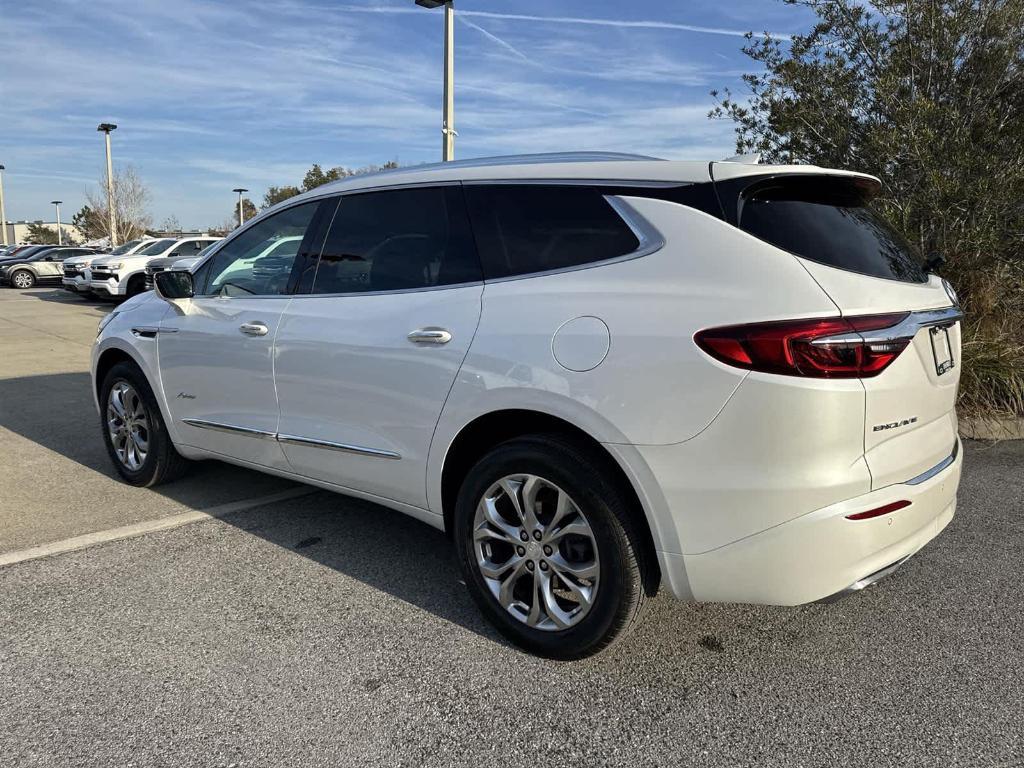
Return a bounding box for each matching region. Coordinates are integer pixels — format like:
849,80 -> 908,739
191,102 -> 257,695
99,361 -> 190,487
10,269 -> 35,289
454,434 -> 653,659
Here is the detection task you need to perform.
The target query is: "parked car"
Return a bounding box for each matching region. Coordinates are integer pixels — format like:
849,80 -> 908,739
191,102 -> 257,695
143,243 -> 217,290
92,152 -> 963,658
1,246 -> 99,288
62,238 -> 157,296
88,236 -> 220,299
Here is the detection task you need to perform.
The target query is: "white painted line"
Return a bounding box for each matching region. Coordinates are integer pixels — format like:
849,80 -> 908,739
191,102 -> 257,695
0,486 -> 318,568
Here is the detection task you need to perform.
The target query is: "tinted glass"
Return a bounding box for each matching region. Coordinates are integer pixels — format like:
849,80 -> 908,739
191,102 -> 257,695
203,202 -> 318,296
136,238 -> 177,255
109,239 -> 142,255
464,185 -> 640,279
736,176 -> 927,283
311,186 -> 480,294
168,239 -> 215,258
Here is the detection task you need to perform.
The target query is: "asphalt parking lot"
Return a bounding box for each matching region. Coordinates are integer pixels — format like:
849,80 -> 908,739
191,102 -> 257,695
1,286 -> 1022,767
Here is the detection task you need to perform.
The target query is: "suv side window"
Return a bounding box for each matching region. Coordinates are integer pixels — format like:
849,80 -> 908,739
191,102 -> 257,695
201,202 -> 320,297
463,184 -> 640,279
310,186 -> 481,294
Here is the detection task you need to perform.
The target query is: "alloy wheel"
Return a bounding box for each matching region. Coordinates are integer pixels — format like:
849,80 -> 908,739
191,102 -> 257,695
106,381 -> 150,471
472,474 -> 600,631
12,271 -> 32,289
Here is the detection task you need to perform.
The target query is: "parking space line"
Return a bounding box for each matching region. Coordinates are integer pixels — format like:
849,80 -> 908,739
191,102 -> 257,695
0,486 -> 319,568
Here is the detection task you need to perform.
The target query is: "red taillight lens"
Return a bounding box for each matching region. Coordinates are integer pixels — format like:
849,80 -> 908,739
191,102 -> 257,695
694,313 -> 911,378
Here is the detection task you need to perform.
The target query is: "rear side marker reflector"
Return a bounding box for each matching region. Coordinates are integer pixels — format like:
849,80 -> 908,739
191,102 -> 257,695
845,500 -> 911,521
694,312 -> 912,378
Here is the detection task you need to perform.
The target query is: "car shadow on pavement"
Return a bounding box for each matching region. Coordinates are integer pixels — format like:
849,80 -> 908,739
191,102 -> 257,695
14,289 -> 114,309
0,370 -> 504,643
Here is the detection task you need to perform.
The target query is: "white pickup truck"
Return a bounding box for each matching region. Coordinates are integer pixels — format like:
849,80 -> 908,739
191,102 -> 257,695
62,238 -> 155,295
87,236 -> 220,299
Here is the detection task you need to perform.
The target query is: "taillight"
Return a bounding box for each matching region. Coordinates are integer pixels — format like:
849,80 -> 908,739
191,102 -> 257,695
694,313 -> 911,378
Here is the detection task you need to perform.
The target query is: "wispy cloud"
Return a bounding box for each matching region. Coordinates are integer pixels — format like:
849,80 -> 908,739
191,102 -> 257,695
457,16 -> 531,62
327,4 -> 790,40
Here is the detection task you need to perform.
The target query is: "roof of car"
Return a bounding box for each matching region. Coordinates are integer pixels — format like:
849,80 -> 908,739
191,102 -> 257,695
287,152 -> 878,204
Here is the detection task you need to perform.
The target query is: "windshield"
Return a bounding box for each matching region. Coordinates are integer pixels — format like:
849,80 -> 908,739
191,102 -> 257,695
135,238 -> 177,256
109,239 -> 143,255
736,175 -> 927,283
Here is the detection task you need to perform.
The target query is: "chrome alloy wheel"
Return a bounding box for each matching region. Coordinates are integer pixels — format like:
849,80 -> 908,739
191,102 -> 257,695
472,474 -> 600,631
12,271 -> 33,288
107,382 -> 150,471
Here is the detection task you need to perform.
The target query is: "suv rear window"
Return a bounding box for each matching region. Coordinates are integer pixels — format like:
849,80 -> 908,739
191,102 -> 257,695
464,185 -> 640,279
735,175 -> 927,283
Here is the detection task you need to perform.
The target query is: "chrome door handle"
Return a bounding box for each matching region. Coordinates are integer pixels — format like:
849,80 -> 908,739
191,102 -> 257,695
407,327 -> 452,345
239,321 -> 269,337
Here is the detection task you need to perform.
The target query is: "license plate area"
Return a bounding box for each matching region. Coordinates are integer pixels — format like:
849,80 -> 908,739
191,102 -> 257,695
930,325 -> 955,376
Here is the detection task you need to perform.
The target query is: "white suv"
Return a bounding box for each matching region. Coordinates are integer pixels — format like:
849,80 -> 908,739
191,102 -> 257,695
88,236 -> 220,299
91,153 -> 963,658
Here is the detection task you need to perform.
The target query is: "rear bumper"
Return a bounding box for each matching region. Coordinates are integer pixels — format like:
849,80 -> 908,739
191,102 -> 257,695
660,439 -> 961,605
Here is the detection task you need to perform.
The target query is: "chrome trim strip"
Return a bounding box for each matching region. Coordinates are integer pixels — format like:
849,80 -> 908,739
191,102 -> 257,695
904,439 -> 959,486
181,418 -> 276,440
276,433 -> 401,460
858,306 -> 963,343
817,554 -> 912,603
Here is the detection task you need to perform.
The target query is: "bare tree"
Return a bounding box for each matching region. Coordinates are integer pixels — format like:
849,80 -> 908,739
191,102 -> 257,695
85,166 -> 153,243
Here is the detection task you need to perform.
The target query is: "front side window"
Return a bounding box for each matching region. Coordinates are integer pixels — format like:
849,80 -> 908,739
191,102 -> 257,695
203,202 -> 319,296
463,185 -> 641,279
310,186 -> 481,294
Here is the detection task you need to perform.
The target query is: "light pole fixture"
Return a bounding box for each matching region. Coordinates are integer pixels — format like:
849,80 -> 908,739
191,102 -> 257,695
233,188 -> 249,227
97,123 -> 118,246
0,164 -> 7,246
415,0 -> 455,161
51,200 -> 63,245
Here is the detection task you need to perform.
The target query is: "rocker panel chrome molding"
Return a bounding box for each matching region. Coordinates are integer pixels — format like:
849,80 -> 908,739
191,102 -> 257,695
180,419 -> 401,459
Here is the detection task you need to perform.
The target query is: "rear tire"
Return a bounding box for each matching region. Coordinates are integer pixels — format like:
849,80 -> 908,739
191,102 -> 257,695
99,361 -> 190,487
10,269 -> 35,289
454,434 -> 652,659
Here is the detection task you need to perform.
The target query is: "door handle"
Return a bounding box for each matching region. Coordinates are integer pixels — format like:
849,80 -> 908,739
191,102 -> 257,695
407,327 -> 452,345
239,321 -> 269,337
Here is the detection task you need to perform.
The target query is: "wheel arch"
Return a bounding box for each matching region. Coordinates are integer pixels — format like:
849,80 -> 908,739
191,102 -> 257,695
438,408 -> 661,588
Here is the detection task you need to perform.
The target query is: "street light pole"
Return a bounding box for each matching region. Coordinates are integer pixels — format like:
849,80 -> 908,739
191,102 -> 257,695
97,123 -> 118,247
415,0 -> 455,162
233,188 -> 248,227
51,200 -> 63,245
0,164 -> 7,246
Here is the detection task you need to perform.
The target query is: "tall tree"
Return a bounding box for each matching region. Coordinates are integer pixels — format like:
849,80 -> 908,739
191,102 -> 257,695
24,222 -> 59,244
161,214 -> 182,234
234,198 -> 258,229
262,185 -> 301,209
84,165 -> 153,243
71,205 -> 105,242
711,0 -> 1024,416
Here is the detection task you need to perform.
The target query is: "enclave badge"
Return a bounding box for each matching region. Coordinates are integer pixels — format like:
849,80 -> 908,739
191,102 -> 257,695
873,417 -> 918,432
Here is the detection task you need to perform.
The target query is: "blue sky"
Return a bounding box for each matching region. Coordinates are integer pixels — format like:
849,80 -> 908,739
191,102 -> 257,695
0,0 -> 812,229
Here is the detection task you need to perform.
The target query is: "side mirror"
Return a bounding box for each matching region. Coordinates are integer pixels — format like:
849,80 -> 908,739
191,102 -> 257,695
154,270 -> 194,300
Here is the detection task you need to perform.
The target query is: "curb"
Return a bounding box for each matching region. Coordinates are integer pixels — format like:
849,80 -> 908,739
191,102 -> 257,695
959,418 -> 1024,441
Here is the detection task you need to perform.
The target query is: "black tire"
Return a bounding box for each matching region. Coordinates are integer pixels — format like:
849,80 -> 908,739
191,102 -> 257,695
10,269 -> 35,289
99,361 -> 190,487
125,274 -> 147,298
454,434 -> 653,659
